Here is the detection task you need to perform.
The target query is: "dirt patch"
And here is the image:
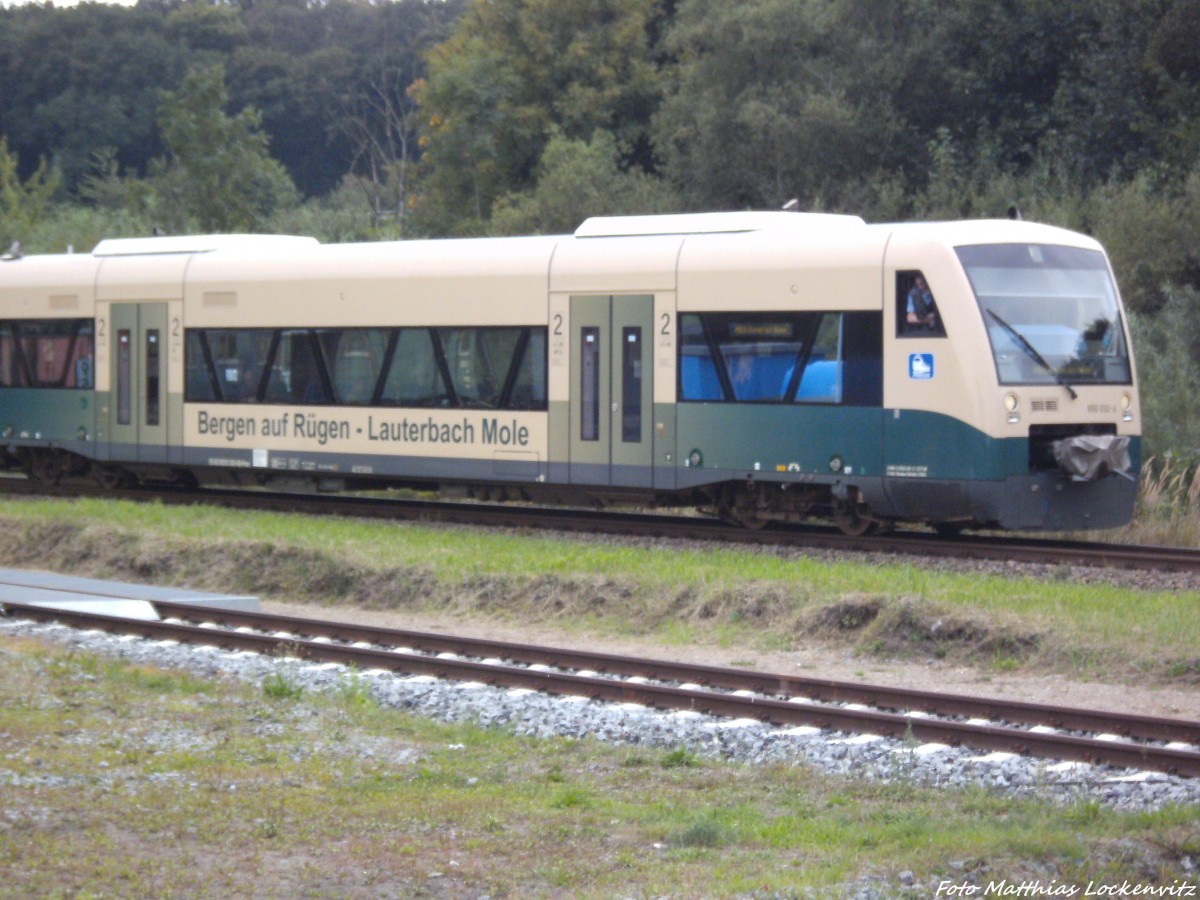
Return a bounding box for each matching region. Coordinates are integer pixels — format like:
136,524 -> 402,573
799,595 -> 1042,668
802,595 -> 884,632
858,598 -> 1041,665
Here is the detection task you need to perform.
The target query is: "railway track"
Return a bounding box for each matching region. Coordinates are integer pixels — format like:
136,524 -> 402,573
4,599 -> 1198,778
2,475 -> 1199,575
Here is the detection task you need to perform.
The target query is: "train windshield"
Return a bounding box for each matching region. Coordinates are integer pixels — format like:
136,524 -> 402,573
956,243 -> 1131,387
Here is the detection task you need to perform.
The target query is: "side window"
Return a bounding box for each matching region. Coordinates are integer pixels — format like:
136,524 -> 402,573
185,331 -> 218,401
202,329 -> 274,402
381,328 -> 446,406
0,319 -> 93,388
793,314 -> 843,403
508,329 -> 547,410
678,314 -> 723,400
841,311 -> 883,406
897,271 -> 945,337
264,330 -> 330,404
437,328 -> 517,408
0,322 -> 21,386
329,329 -> 387,405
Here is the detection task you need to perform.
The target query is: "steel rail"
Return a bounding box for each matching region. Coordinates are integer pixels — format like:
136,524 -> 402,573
150,600 -> 1200,745
3,476 -> 1198,574
5,600 -> 1199,778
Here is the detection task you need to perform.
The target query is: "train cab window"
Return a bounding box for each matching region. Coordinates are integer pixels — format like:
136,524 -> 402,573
897,271 -> 946,337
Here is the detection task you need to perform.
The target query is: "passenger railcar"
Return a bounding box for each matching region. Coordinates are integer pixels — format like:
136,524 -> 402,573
0,212 -> 1139,533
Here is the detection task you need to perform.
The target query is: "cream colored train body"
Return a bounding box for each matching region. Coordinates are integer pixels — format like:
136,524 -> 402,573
0,212 -> 1140,533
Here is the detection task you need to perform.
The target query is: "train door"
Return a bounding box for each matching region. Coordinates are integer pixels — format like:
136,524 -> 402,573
568,295 -> 654,487
108,303 -> 169,462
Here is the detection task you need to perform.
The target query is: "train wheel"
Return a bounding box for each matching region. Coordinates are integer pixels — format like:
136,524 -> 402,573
26,451 -> 64,486
832,498 -> 878,537
91,463 -> 133,489
716,485 -> 769,530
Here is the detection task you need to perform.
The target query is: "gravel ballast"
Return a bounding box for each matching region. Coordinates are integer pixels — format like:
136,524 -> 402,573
4,615 -> 1198,813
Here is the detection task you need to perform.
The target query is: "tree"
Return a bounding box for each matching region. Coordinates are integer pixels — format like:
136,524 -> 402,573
0,136 -> 59,248
489,130 -> 677,235
155,64 -> 297,233
652,0 -> 912,212
413,0 -> 667,234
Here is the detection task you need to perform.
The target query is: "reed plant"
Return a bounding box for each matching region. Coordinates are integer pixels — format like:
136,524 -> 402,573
1103,456 -> 1200,547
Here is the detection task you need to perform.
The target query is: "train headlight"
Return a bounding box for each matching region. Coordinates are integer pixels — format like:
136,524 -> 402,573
829,455 -> 843,473
1004,393 -> 1020,424
1121,392 -> 1133,421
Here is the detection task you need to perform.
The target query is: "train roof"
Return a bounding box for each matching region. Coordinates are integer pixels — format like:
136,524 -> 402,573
0,214 -> 1109,318
574,211 -> 865,237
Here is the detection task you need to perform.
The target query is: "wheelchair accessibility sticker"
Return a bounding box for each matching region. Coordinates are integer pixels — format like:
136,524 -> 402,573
909,353 -> 934,380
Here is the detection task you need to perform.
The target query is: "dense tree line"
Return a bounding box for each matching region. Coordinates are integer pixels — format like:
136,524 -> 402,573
2,0 -> 1199,460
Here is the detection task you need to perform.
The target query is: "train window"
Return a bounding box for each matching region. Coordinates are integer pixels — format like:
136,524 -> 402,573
201,329 -> 272,402
0,319 -> 94,388
436,327 -> 523,409
787,314 -> 843,404
380,329 -> 446,406
678,312 -> 881,406
508,329 -> 548,410
145,330 -> 160,426
677,315 -> 724,400
581,327 -> 600,441
185,332 -> 219,401
116,329 -> 131,424
329,329 -> 387,404
183,325 -> 550,410
621,327 -> 643,442
264,330 -> 330,405
840,311 -> 883,407
897,271 -> 946,337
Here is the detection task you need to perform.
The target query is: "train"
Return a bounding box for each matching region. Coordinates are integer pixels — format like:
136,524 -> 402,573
0,211 -> 1139,534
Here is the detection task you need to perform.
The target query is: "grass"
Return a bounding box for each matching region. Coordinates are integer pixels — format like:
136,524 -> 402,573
1,636 -> 1196,897
1101,456 -> 1200,547
0,496 -> 1198,681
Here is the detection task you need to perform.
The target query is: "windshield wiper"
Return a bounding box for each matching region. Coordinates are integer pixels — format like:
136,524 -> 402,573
986,310 -> 1077,400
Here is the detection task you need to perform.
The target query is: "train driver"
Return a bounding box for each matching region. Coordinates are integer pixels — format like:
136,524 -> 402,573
905,274 -> 941,333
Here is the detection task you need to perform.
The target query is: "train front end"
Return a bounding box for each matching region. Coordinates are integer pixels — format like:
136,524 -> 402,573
883,221 -> 1140,532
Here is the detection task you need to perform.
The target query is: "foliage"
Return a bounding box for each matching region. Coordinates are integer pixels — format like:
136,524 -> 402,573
155,65 -> 298,233
489,130 -> 677,235
1129,289 -> 1200,459
0,136 -> 60,248
411,0 -> 665,234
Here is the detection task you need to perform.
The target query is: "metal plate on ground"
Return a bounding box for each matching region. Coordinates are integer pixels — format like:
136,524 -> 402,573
0,568 -> 258,621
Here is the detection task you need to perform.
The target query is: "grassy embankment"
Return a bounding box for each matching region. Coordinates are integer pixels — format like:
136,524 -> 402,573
2,636 -> 1198,897
0,495 -> 1197,682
